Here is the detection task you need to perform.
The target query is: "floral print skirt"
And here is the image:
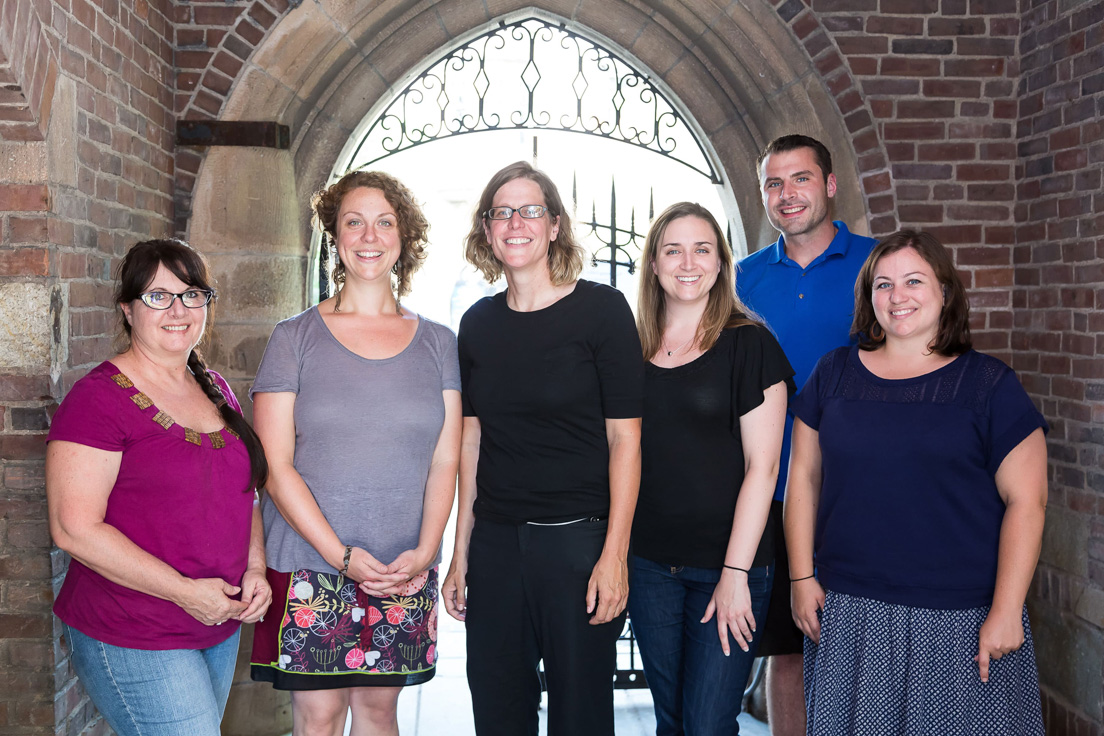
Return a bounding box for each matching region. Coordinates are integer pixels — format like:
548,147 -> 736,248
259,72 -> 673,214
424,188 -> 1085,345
251,566 -> 438,690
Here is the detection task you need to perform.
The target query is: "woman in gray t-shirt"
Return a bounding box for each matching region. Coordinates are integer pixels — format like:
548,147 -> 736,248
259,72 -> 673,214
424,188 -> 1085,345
248,171 -> 461,734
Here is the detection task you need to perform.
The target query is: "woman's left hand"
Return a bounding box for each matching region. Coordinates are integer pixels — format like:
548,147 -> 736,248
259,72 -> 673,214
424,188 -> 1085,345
976,607 -> 1025,683
235,567 -> 272,624
701,569 -> 755,656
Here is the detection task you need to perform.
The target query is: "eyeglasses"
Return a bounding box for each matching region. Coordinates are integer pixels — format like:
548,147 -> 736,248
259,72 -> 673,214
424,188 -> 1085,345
485,205 -> 549,220
138,290 -> 215,310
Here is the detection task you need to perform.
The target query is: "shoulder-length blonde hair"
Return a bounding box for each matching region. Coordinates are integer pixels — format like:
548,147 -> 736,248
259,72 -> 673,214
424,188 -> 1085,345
311,170 -> 429,310
637,202 -> 759,360
463,161 -> 584,285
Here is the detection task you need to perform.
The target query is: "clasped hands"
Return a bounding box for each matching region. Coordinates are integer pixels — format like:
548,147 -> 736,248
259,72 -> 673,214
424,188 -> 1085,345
181,566 -> 271,627
342,545 -> 434,597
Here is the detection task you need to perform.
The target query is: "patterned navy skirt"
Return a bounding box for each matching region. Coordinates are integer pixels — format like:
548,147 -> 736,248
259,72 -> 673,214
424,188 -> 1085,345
803,590 -> 1043,736
251,566 -> 439,690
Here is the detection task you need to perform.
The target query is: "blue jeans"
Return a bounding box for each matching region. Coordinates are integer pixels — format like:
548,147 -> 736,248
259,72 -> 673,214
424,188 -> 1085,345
64,623 -> 239,736
628,556 -> 772,736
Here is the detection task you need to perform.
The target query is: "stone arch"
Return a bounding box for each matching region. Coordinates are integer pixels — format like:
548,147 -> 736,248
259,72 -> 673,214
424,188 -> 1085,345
186,0 -> 890,347
190,0 -> 886,239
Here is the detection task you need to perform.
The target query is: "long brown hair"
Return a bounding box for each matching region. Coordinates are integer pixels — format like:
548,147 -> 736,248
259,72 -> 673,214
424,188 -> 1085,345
116,239 -> 269,493
311,170 -> 429,311
464,161 -> 584,285
852,229 -> 972,356
636,202 -> 759,360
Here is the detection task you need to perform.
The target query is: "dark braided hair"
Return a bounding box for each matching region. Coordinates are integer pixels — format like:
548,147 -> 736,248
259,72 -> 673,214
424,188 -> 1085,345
116,239 -> 269,493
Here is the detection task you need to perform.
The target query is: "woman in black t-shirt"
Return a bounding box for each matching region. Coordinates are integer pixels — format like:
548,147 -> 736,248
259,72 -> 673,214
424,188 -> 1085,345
441,161 -> 644,736
630,202 -> 793,735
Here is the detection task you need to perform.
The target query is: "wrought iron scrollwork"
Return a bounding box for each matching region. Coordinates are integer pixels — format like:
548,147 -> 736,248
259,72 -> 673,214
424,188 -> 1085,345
345,16 -> 719,182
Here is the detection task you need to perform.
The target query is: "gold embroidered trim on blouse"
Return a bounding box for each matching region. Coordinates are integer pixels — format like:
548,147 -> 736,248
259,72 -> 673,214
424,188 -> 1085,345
111,371 -> 235,450
130,392 -> 154,410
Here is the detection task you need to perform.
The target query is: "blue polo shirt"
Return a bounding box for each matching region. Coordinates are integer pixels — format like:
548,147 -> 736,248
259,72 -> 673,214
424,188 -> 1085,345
736,221 -> 877,501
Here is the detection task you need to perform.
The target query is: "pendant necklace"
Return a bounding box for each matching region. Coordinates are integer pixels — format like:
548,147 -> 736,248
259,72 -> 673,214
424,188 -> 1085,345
662,335 -> 694,357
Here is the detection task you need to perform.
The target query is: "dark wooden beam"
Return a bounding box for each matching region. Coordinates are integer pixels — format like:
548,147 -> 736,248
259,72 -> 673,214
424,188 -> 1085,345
176,120 -> 290,149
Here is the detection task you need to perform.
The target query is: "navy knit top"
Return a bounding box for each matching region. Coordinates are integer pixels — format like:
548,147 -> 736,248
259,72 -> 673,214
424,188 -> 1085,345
792,346 -> 1047,610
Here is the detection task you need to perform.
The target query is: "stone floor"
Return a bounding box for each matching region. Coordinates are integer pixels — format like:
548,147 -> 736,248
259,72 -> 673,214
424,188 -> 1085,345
314,516 -> 773,736
329,608 -> 772,735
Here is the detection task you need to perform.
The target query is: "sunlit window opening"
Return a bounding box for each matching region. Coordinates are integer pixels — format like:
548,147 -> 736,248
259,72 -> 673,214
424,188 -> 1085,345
311,14 -> 743,330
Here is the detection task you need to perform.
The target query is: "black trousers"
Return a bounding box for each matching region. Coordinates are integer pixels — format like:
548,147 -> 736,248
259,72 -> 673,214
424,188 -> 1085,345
466,517 -> 626,736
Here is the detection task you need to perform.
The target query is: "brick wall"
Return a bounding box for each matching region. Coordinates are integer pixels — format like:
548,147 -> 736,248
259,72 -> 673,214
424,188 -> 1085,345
0,18 -> 61,732
775,0 -> 1103,731
0,0 -> 1096,733
0,0 -> 58,142
1015,1 -> 1104,733
771,1 -> 1104,730
171,0 -> 292,234
0,0 -> 179,731
774,0 -> 1023,358
0,0 -> 63,729
50,0 -> 178,387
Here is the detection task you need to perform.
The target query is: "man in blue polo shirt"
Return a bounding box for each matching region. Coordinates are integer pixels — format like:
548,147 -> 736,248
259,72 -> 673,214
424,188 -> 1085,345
736,134 -> 877,736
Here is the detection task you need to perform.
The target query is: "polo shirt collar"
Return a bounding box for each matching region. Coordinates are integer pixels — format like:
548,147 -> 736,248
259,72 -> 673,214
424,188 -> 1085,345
770,220 -> 854,266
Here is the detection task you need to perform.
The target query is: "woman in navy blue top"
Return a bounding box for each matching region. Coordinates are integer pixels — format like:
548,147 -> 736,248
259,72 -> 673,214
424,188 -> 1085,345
785,230 -> 1047,735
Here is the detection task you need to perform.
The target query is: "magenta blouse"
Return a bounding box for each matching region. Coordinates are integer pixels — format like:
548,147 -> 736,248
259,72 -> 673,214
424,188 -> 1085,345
50,361 -> 254,650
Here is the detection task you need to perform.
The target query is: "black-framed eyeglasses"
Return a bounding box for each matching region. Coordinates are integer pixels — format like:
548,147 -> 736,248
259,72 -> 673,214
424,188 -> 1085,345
485,204 -> 549,220
138,290 -> 215,310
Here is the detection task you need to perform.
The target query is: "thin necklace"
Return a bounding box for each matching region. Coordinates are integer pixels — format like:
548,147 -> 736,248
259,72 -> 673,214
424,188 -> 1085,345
661,334 -> 694,357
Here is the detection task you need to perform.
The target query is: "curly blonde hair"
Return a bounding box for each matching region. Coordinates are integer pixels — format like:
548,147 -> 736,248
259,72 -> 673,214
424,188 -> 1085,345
463,161 -> 584,285
311,170 -> 429,309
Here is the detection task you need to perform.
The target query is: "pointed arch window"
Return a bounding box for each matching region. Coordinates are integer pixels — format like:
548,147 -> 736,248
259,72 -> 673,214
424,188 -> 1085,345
315,13 -> 740,325
344,16 -> 720,183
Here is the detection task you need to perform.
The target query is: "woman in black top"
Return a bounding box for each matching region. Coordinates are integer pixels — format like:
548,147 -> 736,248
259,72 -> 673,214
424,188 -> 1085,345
441,161 -> 644,736
630,202 -> 793,735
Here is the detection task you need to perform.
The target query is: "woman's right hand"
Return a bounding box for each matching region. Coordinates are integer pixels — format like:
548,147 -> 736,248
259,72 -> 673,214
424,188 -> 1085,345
441,559 -> 468,621
179,577 -> 248,626
344,547 -> 407,595
791,577 -> 826,644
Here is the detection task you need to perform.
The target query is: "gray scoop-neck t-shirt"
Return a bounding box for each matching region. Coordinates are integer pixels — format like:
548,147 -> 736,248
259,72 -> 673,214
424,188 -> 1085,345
251,306 -> 460,574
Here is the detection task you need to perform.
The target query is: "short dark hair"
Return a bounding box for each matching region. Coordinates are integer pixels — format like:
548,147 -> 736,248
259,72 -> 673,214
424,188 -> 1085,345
852,229 -> 972,356
756,134 -> 833,181
311,170 -> 429,301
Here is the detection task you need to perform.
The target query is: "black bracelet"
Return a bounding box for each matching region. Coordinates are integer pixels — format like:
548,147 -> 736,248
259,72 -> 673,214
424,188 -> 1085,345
790,574 -> 815,582
723,564 -> 749,574
340,544 -> 353,576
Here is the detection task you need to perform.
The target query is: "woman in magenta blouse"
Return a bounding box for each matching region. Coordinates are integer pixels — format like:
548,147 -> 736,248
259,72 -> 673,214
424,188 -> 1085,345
47,239 -> 271,735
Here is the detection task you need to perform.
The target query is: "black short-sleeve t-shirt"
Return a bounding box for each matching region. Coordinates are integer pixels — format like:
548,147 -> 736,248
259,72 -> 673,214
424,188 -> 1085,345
633,324 -> 795,569
458,280 -> 645,522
